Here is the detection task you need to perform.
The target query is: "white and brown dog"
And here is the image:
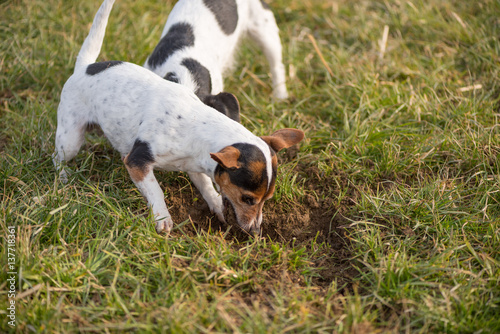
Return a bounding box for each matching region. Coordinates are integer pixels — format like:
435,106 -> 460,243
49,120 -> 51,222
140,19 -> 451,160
53,0 -> 304,235
144,0 -> 289,119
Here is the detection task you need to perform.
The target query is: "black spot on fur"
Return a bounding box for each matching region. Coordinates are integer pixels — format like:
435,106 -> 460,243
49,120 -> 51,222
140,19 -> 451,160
165,72 -> 180,83
202,0 -> 238,35
86,61 -> 123,76
126,140 -> 154,169
215,143 -> 269,192
147,23 -> 195,69
177,115 -> 182,120
181,58 -> 212,98
203,92 -> 240,122
260,0 -> 270,9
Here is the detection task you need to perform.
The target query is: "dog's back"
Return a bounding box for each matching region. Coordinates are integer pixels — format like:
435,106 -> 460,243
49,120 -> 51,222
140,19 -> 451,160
144,0 -> 288,99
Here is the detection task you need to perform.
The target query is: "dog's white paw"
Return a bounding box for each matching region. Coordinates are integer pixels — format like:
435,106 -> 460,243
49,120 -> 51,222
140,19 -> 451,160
214,206 -> 226,224
273,86 -> 289,100
59,169 -> 69,184
155,217 -> 173,235
209,196 -> 226,223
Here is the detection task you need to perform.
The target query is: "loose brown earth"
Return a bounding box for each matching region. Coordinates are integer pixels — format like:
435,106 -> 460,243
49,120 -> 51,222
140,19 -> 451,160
162,159 -> 358,291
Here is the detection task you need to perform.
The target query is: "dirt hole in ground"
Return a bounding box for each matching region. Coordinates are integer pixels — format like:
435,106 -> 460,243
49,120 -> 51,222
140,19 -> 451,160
80,143 -> 358,290
164,162 -> 358,291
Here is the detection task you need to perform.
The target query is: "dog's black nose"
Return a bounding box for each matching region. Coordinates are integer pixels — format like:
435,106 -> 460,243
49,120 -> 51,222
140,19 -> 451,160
249,226 -> 261,236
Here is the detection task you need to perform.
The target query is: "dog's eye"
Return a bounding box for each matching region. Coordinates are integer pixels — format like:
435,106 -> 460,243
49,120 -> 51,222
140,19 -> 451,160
241,195 -> 255,206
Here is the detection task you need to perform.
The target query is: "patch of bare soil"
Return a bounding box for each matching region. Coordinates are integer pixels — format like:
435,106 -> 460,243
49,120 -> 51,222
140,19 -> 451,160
164,161 -> 358,291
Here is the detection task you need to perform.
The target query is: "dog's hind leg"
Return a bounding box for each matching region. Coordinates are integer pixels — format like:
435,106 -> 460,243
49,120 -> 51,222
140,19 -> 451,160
188,172 -> 225,223
248,1 -> 288,99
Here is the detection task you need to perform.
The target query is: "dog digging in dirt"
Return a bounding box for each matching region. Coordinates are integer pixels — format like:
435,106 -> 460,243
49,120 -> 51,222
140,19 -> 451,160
144,0 -> 289,117
53,0 -> 304,235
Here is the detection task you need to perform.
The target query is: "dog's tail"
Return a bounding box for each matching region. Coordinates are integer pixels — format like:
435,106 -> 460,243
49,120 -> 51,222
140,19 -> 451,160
74,0 -> 116,71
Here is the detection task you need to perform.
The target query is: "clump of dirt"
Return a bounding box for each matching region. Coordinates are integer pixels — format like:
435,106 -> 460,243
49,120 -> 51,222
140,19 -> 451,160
163,162 -> 358,290
261,198 -> 356,288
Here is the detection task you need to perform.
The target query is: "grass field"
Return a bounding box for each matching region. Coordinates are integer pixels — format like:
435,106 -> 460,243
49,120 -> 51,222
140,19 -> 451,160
1,0 -> 500,332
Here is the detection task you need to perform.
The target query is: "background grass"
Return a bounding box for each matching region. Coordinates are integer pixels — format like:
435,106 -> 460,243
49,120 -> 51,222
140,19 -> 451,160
1,0 -> 500,332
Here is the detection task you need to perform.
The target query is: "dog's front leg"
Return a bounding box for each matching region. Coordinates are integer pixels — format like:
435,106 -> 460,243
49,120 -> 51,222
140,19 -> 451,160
124,140 -> 174,234
248,5 -> 289,99
188,172 -> 225,223
125,163 -> 173,234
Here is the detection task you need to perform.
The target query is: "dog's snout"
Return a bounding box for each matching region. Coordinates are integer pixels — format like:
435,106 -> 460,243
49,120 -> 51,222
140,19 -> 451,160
221,196 -> 263,236
249,225 -> 261,236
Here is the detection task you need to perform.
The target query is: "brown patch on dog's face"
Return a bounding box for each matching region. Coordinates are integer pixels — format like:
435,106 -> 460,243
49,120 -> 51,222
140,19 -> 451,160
246,160 -> 268,197
212,143 -> 277,234
215,171 -> 273,234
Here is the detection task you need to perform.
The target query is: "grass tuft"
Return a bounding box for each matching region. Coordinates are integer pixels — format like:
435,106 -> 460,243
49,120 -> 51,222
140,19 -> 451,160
1,0 -> 499,332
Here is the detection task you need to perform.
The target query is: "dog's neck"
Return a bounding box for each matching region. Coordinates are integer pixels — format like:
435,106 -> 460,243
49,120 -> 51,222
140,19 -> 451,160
182,114 -> 271,181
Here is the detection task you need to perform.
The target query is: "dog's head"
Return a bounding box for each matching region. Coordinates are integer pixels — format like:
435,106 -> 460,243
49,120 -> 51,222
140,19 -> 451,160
210,129 -> 304,235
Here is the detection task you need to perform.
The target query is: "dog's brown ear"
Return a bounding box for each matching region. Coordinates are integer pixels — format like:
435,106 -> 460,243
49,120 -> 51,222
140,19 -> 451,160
203,92 -> 240,122
261,129 -> 305,152
210,146 -> 241,169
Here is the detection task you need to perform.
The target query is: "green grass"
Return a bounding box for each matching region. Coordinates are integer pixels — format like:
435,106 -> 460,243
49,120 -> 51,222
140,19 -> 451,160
1,0 -> 500,332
